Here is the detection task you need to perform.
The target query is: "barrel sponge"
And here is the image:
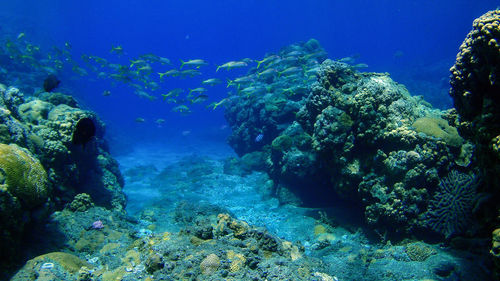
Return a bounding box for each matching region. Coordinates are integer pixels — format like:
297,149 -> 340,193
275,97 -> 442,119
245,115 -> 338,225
0,143 -> 48,206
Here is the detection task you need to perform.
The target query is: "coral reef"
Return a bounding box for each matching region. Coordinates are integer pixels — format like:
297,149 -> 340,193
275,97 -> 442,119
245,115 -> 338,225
226,53 -> 467,235
0,84 -> 125,271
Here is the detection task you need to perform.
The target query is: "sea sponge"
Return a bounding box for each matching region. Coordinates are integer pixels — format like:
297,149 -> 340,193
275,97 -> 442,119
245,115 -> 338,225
0,143 -> 48,206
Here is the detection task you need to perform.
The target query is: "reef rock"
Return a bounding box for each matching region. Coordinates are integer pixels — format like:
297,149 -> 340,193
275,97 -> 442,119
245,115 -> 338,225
226,52 -> 472,236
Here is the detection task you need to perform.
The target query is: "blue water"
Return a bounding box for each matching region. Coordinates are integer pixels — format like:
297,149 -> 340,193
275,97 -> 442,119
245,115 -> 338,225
1,0 -> 497,146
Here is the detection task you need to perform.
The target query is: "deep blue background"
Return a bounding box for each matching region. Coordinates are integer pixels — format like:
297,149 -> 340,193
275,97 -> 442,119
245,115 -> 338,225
1,0 -> 498,149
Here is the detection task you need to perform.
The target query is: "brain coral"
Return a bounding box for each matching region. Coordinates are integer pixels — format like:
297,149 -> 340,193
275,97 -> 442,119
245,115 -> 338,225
0,143 -> 48,206
425,170 -> 478,238
200,253 -> 220,275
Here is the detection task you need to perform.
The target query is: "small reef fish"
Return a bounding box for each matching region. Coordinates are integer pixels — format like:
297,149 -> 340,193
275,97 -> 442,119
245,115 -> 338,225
135,90 -> 156,101
158,57 -> 171,65
278,66 -> 302,77
207,98 -> 228,110
202,78 -> 222,86
189,87 -> 207,95
172,105 -> 191,114
43,74 -> 60,92
179,59 -> 208,69
190,94 -> 209,104
216,61 -> 248,72
158,69 -> 180,79
255,133 -> 264,142
352,63 -> 368,69
179,69 -> 201,78
102,90 -> 111,96
139,53 -> 160,61
258,68 -> 278,78
137,64 -> 152,73
227,76 -> 255,88
135,117 -> 145,123
17,32 -> 26,40
129,59 -> 147,68
255,55 -> 280,69
161,88 -> 184,100
155,118 -> 165,125
110,45 -> 124,55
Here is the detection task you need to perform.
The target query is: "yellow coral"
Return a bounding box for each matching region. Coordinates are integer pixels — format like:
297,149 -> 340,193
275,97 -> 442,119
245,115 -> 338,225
0,143 -> 48,206
200,253 -> 220,275
227,250 -> 246,272
413,117 -> 463,147
33,252 -> 91,273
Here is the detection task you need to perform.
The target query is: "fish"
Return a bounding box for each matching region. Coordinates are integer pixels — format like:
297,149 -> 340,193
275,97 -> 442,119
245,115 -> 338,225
352,63 -> 368,69
17,33 -> 25,40
139,53 -> 160,62
135,90 -> 156,101
179,69 -> 201,78
102,90 -> 111,96
227,75 -> 255,88
255,55 -> 280,69
190,94 -> 209,104
216,61 -> 248,72
72,66 -> 88,76
207,98 -> 228,110
158,57 -> 171,65
255,133 -> 264,142
240,86 -> 266,96
286,51 -> 304,57
278,66 -> 302,77
129,59 -> 147,68
179,59 -> 208,69
135,117 -> 145,123
43,74 -> 61,92
258,68 -> 278,78
72,117 -> 96,148
137,64 -> 152,73
158,69 -> 180,79
202,78 -> 222,86
172,105 -> 191,114
189,87 -> 207,95
155,118 -> 165,125
161,88 -> 184,100
110,45 -> 124,55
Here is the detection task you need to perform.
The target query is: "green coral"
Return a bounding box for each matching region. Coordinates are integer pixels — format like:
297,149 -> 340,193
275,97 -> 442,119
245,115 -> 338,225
0,143 -> 48,206
272,135 -> 293,151
69,193 -> 94,212
412,117 -> 463,147
405,242 -> 436,261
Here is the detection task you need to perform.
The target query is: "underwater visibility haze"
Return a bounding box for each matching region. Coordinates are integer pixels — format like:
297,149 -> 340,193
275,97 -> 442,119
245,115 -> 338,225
0,0 -> 499,280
